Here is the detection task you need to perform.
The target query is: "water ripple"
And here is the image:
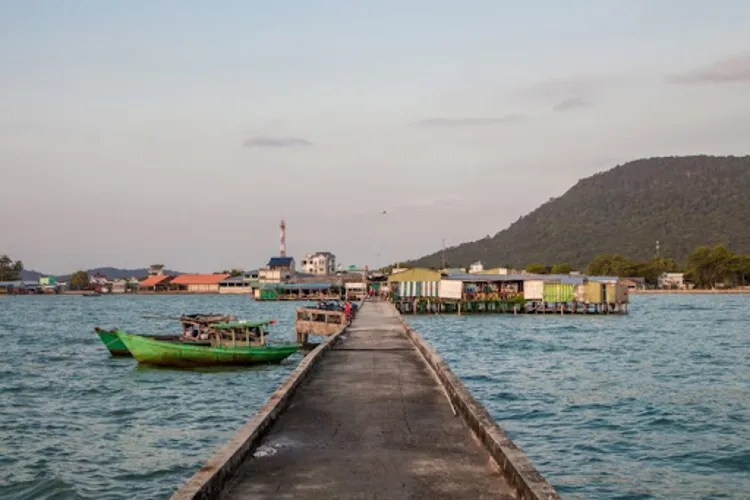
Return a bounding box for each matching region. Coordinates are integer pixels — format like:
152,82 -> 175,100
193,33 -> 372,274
0,295 -> 306,499
409,294 -> 750,499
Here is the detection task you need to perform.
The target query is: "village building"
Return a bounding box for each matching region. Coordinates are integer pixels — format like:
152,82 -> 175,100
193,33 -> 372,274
39,276 -> 60,294
658,272 -> 685,289
139,274 -> 173,292
219,276 -> 256,294
148,264 -> 166,276
300,252 -> 336,275
259,257 -> 295,283
469,261 -> 484,273
171,274 -> 230,293
620,277 -> 647,291
89,273 -> 111,293
388,267 -> 442,298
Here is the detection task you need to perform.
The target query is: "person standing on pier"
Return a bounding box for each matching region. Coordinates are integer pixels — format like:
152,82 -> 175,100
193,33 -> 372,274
344,301 -> 352,323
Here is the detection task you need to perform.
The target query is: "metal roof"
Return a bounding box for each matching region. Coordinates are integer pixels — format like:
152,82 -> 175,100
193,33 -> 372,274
262,282 -> 336,290
446,273 -> 586,285
445,273 -> 542,282
587,276 -> 620,283
172,274 -> 230,285
268,257 -> 294,267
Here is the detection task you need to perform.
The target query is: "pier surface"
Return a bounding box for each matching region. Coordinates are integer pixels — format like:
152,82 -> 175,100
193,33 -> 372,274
222,301 -> 515,499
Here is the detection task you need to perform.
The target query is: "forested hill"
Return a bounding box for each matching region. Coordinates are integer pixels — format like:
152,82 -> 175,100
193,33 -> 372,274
407,155 -> 750,270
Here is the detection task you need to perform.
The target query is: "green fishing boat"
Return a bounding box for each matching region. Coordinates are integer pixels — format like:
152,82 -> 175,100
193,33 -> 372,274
115,320 -> 298,367
95,328 -> 133,356
94,313 -> 235,357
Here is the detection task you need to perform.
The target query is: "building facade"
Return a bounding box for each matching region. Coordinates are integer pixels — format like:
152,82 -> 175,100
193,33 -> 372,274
658,272 -> 685,289
171,274 -> 230,293
301,252 -> 336,275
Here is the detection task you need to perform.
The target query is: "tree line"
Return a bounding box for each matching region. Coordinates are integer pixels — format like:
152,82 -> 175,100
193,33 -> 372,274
529,244 -> 750,288
0,254 -> 23,281
384,243 -> 750,289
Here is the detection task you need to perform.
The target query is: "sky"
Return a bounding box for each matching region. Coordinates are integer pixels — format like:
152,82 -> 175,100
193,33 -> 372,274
2,0 -> 750,273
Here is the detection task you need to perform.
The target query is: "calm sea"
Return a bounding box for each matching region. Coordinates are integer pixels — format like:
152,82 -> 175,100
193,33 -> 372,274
1,294 -> 748,499
410,294 -> 750,499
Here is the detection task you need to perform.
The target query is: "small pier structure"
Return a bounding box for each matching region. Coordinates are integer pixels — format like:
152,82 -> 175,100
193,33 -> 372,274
171,300 -> 559,500
389,271 -> 630,315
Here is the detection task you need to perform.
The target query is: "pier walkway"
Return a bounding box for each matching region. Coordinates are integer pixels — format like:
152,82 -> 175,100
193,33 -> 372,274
174,301 -> 557,500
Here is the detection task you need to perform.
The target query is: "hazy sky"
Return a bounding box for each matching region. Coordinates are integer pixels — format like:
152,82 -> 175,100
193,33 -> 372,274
2,1 -> 750,273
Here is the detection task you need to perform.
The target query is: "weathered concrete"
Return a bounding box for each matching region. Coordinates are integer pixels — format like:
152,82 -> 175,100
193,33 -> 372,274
170,322 -> 351,500
212,301 -> 557,499
397,305 -> 560,500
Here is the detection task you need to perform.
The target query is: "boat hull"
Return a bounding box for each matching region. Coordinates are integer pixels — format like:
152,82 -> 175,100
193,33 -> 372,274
95,329 -> 185,357
95,329 -> 131,356
116,331 -> 299,367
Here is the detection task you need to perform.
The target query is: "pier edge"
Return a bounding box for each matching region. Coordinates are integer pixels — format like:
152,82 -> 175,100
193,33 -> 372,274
169,324 -> 351,500
395,304 -> 561,500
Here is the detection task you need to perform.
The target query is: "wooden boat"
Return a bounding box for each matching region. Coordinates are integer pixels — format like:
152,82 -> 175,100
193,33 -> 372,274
94,313 -> 235,357
295,307 -> 348,344
115,320 -> 298,367
94,327 -> 210,357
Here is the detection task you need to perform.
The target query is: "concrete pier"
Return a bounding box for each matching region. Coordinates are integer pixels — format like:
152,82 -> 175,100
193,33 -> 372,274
173,301 -> 558,500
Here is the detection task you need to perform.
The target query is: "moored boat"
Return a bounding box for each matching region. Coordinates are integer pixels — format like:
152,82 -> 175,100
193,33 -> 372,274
116,329 -> 298,368
94,313 -> 235,357
94,327 -> 206,357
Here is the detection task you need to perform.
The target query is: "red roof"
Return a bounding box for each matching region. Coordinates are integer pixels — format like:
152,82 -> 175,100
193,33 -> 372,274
140,275 -> 172,287
171,274 -> 230,285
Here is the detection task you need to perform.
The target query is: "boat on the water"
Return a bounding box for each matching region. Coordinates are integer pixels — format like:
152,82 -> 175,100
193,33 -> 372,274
116,320 -> 298,367
94,313 -> 236,357
94,328 -> 210,357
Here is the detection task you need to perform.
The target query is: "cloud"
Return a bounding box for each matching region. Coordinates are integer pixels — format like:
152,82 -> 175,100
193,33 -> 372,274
415,114 -> 527,127
243,136 -> 311,148
553,97 -> 589,112
521,76 -> 620,100
668,52 -> 750,84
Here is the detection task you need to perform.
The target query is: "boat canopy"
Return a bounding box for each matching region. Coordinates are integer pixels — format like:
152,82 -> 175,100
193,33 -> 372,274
212,320 -> 274,330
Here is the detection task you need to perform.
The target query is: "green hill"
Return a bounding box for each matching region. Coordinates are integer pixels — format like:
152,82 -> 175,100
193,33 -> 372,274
407,155 -> 750,270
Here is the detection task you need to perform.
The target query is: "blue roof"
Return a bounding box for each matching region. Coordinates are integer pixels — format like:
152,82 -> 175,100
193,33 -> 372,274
268,257 -> 294,267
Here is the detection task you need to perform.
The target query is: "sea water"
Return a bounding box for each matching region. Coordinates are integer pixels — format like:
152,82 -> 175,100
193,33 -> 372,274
1,294 -> 748,499
409,294 -> 750,499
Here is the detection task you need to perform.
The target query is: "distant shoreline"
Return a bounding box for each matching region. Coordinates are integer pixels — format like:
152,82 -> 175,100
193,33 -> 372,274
632,289 -> 750,294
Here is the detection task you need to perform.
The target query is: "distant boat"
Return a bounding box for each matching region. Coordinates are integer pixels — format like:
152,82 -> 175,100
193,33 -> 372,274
82,292 -> 102,297
115,321 -> 298,368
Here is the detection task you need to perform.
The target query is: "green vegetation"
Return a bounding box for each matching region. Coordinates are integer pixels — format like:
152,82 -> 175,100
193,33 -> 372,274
69,271 -> 90,290
584,244 -> 749,287
525,263 -> 548,274
550,263 -> 572,274
407,155 -> 750,269
0,254 -> 23,281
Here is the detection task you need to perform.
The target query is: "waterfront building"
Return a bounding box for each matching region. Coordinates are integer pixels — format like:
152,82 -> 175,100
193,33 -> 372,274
139,274 -> 173,292
658,272 -> 685,289
301,252 -> 336,275
171,274 -> 230,293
